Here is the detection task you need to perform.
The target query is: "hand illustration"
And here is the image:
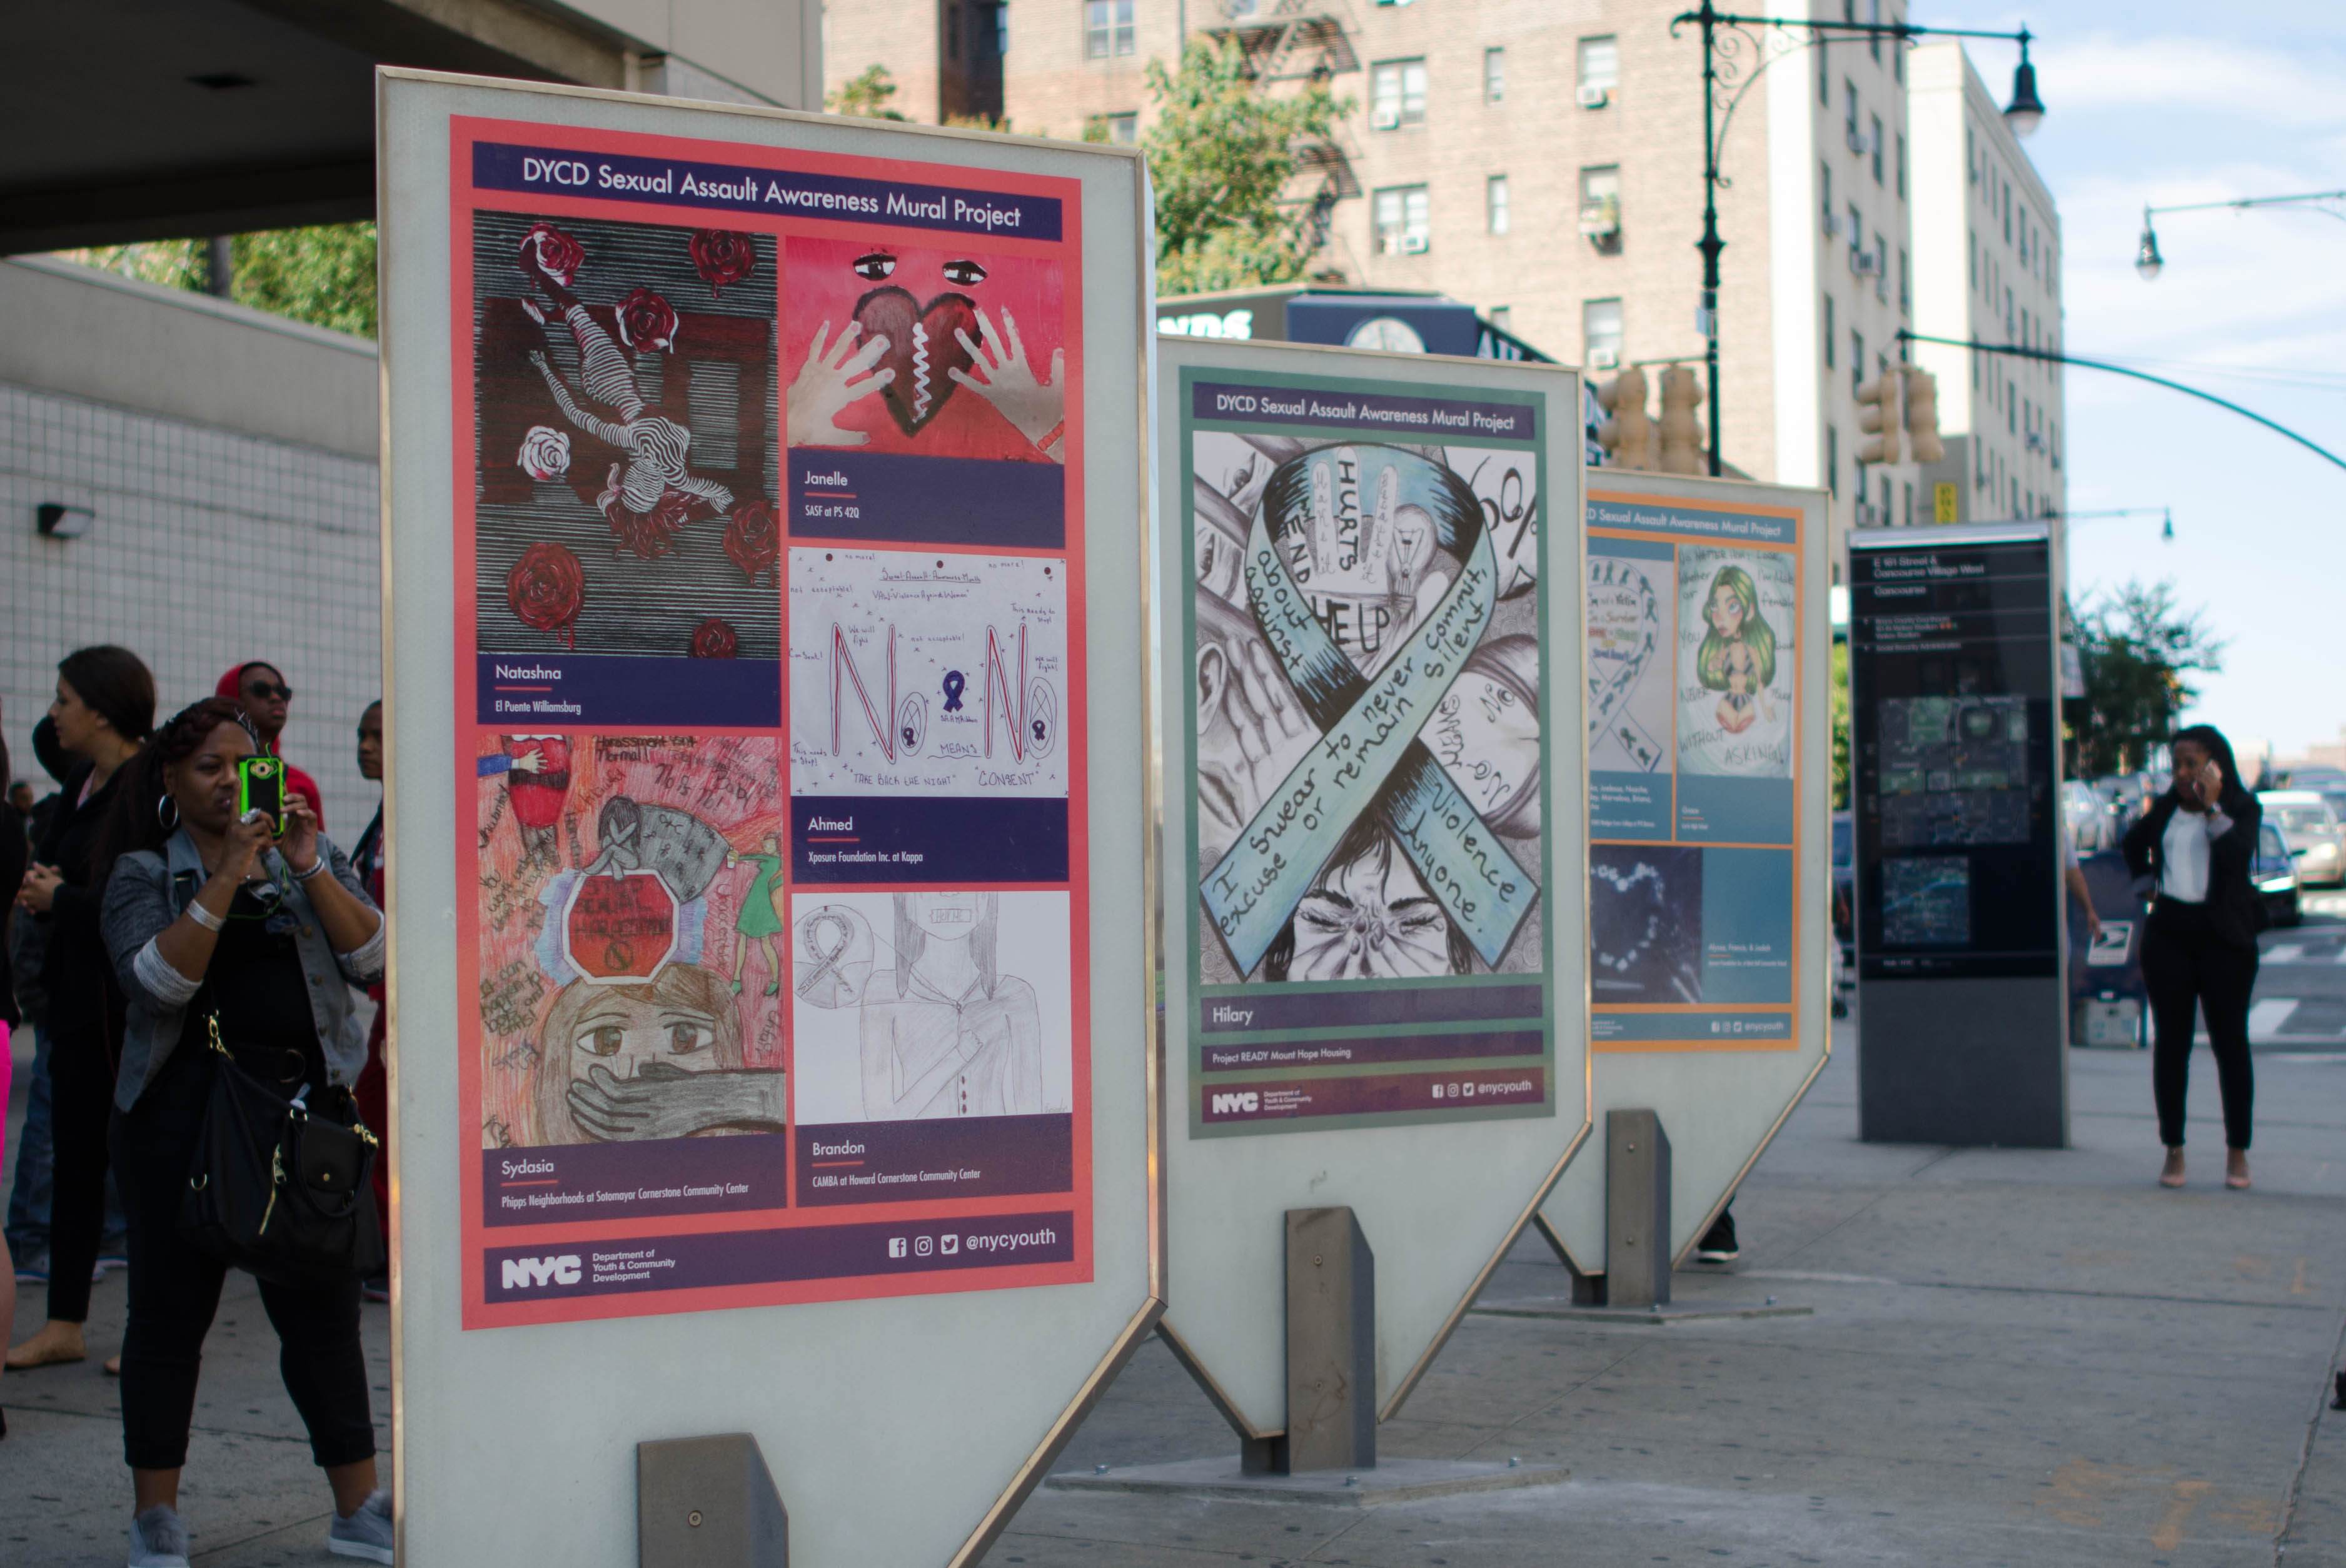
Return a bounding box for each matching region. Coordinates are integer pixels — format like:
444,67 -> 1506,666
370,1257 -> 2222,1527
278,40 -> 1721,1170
566,1064 -> 788,1142
787,320 -> 894,447
508,745 -> 545,775
950,307 -> 1065,461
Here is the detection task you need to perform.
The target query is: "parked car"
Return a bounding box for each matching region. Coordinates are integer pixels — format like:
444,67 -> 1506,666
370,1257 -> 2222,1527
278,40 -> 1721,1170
2062,780 -> 2109,852
2254,820 -> 2304,928
2257,790 -> 2346,888
1831,810 -> 1854,1017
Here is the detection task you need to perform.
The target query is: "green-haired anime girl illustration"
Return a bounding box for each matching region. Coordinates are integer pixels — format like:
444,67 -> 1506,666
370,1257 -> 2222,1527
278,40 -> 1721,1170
1694,564 -> 1778,735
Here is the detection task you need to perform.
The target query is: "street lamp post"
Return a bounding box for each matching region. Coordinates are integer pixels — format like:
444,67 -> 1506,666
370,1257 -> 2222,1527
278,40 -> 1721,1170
1671,5 -> 2045,476
2135,190 -> 2346,280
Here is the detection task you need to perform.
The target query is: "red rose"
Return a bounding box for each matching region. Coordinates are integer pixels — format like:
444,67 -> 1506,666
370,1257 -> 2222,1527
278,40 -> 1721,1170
722,498 -> 779,583
607,485 -> 702,560
616,286 -> 679,353
519,222 -> 585,288
506,541 -> 585,648
690,618 -> 740,659
690,229 -> 758,294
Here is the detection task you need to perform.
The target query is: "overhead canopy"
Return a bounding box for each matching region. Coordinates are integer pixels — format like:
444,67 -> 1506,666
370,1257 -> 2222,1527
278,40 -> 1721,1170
1,0 -> 807,254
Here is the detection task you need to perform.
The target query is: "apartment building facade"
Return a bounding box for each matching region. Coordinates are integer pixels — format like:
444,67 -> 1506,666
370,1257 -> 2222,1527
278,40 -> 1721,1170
1908,38 -> 2067,533
825,1 -> 2056,569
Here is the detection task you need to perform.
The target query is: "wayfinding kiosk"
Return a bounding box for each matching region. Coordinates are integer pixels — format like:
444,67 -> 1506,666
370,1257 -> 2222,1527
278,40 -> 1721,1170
1536,473 -> 1833,1292
1848,521 -> 2068,1147
378,70 -> 1159,1565
1149,337 -> 1589,1471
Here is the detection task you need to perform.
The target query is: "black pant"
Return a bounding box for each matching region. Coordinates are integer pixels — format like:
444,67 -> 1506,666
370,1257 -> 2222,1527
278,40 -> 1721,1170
110,1050 -> 376,1472
44,1022 -> 116,1323
2143,898 -> 2257,1150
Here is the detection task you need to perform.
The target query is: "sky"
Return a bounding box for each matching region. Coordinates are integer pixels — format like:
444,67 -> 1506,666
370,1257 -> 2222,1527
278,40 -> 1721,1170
1912,1 -> 2346,768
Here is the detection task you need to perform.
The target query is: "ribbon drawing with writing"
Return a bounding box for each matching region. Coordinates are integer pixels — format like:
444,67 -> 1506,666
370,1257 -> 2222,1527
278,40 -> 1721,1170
1203,445 -> 1539,974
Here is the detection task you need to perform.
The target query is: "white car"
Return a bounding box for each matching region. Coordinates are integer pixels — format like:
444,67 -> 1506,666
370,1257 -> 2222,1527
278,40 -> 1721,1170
2258,790 -> 2346,888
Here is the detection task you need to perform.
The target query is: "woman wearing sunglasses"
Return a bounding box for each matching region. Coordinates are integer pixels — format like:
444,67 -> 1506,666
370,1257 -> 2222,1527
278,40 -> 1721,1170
213,663 -> 326,828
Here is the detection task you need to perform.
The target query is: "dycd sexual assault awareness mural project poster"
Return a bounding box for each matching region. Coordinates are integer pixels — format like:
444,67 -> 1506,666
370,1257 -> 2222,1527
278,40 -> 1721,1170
448,119 -> 1092,1326
1179,369 -> 1559,1135
1585,489 -> 1806,1051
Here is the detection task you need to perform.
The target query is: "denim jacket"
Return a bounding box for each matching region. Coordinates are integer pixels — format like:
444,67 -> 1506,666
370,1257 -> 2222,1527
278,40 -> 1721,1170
102,828 -> 385,1112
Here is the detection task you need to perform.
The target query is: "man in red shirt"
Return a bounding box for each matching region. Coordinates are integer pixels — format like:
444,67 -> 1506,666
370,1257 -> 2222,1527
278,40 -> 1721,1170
215,662 -> 325,825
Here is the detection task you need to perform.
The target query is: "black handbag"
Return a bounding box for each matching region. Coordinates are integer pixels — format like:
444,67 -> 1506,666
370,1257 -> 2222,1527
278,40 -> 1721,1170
181,1014 -> 386,1287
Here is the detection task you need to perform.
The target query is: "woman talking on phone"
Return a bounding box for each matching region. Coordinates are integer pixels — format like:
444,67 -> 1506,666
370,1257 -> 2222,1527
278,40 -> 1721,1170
2123,723 -> 2265,1192
98,699 -> 392,1566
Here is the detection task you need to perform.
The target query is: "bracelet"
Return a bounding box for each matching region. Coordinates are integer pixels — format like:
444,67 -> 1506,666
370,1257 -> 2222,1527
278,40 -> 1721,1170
291,858 -> 328,882
188,902 -> 226,932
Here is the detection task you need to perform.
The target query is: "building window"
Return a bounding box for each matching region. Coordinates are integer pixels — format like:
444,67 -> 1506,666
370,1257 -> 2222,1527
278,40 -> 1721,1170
1821,161 -> 1834,233
1873,230 -> 1888,301
1373,184 -> 1431,254
1820,41 -> 1830,104
1851,329 -> 1865,398
1896,133 -> 1906,198
1968,234 -> 1977,291
1581,166 -> 1623,252
1484,46 -> 1506,103
948,1 -> 962,58
1871,114 -> 1885,183
1849,203 -> 1863,260
1578,36 -> 1619,95
1868,0 -> 1883,60
1087,111 -> 1139,144
1083,0 -> 1134,59
1823,294 -> 1836,368
1904,480 -> 1914,528
997,2 -> 1010,56
1583,298 -> 1624,366
2008,380 -> 2018,434
1846,80 -> 1860,148
1898,247 -> 1910,314
1826,426 -> 1840,495
1486,174 -> 1511,236
1371,59 -> 1429,129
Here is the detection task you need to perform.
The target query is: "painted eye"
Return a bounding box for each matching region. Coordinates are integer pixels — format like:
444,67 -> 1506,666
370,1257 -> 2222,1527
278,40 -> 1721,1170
667,1022 -> 716,1055
852,252 -> 898,281
578,1025 -> 624,1057
941,259 -> 988,287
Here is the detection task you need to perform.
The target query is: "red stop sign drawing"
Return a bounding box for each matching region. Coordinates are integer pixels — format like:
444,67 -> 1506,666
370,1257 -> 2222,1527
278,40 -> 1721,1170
561,869 -> 680,984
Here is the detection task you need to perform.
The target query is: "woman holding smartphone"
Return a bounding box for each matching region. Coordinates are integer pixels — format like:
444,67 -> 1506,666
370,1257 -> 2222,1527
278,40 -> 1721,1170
99,698 -> 391,1566
2123,724 -> 2265,1191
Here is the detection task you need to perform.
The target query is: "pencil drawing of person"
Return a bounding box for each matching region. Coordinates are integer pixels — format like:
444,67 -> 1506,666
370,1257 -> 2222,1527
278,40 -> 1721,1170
1694,564 -> 1779,736
539,963 -> 785,1143
858,893 -> 1044,1119
1261,816 -> 1475,982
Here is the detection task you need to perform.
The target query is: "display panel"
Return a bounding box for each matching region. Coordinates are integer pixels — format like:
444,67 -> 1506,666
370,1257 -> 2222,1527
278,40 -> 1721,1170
1177,369 -> 1559,1134
1849,533 -> 2058,980
1585,491 -> 1805,1050
447,118 -> 1093,1326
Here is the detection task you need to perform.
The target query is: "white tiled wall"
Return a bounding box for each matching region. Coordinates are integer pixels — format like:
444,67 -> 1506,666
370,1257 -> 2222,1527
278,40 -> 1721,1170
1,381 -> 385,841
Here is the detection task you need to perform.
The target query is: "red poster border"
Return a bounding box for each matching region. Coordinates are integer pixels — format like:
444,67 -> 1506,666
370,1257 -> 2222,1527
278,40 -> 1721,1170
444,115 -> 1094,1329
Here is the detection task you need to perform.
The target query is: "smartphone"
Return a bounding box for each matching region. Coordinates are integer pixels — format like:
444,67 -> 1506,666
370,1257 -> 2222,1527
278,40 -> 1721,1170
236,756 -> 288,838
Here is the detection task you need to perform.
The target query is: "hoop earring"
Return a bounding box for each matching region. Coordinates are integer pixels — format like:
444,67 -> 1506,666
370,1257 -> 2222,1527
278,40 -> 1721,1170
156,795 -> 181,832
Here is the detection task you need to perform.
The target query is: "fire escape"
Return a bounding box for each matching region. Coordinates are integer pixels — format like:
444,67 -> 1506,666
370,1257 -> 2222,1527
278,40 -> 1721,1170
1203,0 -> 1362,259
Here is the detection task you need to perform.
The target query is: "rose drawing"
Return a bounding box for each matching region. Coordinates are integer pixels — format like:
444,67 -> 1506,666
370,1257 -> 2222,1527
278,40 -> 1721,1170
722,498 -> 779,583
690,618 -> 740,660
615,286 -> 679,354
605,481 -> 703,560
518,221 -> 585,288
690,229 -> 758,294
506,541 -> 585,649
517,425 -> 571,481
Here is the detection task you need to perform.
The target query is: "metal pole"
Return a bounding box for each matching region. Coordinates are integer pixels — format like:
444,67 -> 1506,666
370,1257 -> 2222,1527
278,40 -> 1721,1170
1699,3 -> 1724,476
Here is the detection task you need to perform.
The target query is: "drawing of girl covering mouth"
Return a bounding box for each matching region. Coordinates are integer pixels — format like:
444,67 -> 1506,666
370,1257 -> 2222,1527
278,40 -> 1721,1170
1695,565 -> 1778,736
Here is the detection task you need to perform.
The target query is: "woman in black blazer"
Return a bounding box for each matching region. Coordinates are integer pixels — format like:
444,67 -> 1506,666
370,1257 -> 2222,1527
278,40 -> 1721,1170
2121,723 -> 2264,1190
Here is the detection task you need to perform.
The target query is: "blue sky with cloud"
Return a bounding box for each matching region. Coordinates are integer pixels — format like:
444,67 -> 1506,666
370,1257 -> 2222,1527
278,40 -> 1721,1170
1915,1 -> 2346,767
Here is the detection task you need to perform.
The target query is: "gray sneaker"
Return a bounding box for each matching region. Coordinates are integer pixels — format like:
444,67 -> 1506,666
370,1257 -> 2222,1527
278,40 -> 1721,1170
128,1505 -> 190,1568
326,1487 -> 394,1564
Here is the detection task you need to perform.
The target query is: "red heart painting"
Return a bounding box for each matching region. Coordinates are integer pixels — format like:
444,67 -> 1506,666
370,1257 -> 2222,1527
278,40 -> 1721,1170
852,286 -> 980,437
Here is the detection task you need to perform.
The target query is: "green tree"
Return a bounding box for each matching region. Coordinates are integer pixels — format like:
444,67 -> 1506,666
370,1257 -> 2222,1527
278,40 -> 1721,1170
61,223 -> 379,338
830,64 -> 910,121
2070,579 -> 2226,776
1140,39 -> 1349,295
1830,638 -> 1851,810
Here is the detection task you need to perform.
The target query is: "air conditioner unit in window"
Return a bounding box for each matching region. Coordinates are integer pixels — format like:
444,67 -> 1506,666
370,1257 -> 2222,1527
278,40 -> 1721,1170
1850,248 -> 1881,278
1576,84 -> 1611,109
1589,346 -> 1621,369
1399,233 -> 1430,254
1370,104 -> 1402,129
1846,124 -> 1872,156
1822,211 -> 1842,238
1578,201 -> 1621,238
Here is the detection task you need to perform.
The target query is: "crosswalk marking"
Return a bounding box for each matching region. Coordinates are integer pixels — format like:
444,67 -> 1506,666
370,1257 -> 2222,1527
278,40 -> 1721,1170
2266,944 -> 2306,964
2249,998 -> 2302,1039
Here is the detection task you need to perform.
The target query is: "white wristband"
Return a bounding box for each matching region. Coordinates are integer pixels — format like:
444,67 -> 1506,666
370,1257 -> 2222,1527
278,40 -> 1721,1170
188,901 -> 226,932
291,858 -> 328,882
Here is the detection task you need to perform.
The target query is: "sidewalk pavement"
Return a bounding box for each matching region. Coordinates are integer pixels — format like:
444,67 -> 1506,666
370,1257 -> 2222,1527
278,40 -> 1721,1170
9,1020 -> 2345,1565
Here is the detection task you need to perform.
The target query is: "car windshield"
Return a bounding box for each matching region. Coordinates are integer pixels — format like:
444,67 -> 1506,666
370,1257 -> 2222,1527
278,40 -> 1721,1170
2270,806 -> 2335,833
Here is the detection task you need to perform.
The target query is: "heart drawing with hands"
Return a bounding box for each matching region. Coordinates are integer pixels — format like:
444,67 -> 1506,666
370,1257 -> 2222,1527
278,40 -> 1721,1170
852,286 -> 979,436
